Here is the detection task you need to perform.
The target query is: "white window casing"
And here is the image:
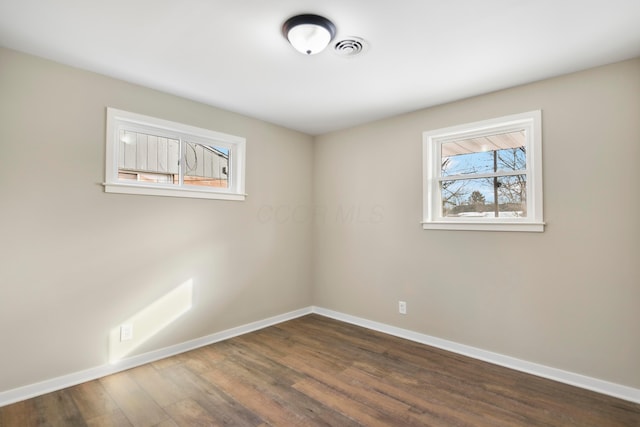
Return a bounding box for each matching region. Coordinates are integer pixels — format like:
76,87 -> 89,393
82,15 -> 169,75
422,110 -> 544,232
104,108 -> 246,201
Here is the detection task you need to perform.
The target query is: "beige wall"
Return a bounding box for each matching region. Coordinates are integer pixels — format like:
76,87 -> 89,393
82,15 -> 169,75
313,58 -> 640,388
0,48 -> 314,391
1,45 -> 638,395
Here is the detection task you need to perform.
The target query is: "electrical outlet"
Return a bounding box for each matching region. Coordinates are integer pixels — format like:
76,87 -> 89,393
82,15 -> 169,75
398,301 -> 407,315
120,324 -> 133,341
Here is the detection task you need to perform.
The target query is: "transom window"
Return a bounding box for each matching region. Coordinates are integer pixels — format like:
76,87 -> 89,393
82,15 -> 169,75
423,111 -> 544,232
104,108 -> 245,201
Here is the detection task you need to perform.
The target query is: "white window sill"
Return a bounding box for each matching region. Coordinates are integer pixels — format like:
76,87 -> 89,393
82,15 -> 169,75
422,221 -> 545,232
103,183 -> 246,201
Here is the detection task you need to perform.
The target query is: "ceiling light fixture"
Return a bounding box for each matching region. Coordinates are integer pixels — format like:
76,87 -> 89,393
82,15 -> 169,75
282,14 -> 336,55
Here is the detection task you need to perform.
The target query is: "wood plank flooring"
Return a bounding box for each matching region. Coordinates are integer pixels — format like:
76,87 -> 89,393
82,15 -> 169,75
1,314 -> 639,426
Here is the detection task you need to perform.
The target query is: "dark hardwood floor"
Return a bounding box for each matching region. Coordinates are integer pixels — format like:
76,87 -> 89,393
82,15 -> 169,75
1,314 -> 639,426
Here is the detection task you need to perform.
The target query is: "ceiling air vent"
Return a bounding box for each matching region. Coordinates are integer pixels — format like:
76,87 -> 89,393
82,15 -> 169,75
334,37 -> 367,57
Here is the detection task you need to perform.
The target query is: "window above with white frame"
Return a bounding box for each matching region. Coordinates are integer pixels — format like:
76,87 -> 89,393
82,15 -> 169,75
422,111 -> 544,232
104,108 -> 246,201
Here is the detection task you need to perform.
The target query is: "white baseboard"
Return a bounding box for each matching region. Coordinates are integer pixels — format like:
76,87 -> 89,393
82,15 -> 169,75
311,306 -> 640,404
2,305 -> 638,407
0,307 -> 312,407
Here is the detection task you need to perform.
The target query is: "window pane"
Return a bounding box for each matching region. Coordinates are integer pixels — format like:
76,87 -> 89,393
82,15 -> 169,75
183,142 -> 229,188
118,130 -> 179,184
441,130 -> 526,176
440,175 -> 527,218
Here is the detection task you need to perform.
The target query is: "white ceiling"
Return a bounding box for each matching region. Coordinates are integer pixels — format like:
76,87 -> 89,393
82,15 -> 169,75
1,0 -> 639,135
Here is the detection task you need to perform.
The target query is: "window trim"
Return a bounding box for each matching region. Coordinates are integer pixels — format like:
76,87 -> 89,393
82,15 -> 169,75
104,108 -> 246,201
422,110 -> 544,232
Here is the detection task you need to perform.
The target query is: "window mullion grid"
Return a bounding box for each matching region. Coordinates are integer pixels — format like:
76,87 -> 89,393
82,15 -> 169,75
178,136 -> 185,187
439,169 -> 526,182
226,147 -> 233,190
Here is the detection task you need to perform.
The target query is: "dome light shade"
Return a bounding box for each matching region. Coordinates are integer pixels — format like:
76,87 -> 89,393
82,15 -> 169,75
282,14 -> 336,55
